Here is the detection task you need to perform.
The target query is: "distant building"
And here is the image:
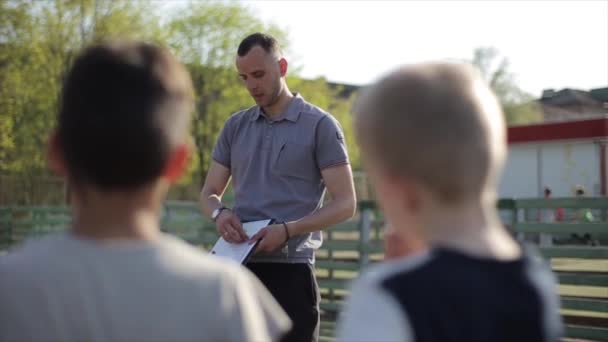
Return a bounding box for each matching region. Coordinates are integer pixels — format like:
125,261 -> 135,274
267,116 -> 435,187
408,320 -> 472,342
499,117 -> 608,198
326,83 -> 608,122
538,87 -> 608,122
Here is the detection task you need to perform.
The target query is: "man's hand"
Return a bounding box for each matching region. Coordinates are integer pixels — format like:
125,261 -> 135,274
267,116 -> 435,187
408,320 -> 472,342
249,224 -> 289,254
216,210 -> 248,243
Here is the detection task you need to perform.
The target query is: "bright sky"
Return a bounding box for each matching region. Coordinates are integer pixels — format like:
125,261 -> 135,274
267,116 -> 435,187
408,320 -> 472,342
165,0 -> 608,97
243,0 -> 608,96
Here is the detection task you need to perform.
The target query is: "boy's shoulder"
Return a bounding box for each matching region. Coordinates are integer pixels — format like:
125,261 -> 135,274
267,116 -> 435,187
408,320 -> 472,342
353,250 -> 434,291
153,234 -> 249,279
0,233 -> 247,285
351,245 -> 557,318
337,252 -> 434,342
341,246 -> 561,342
377,246 -> 553,295
0,234 -> 68,272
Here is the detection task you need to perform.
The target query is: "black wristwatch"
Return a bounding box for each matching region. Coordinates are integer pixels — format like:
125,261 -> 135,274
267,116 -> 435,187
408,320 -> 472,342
211,206 -> 229,222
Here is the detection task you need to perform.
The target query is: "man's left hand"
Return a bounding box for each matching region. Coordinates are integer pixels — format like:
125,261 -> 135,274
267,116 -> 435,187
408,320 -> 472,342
249,224 -> 289,254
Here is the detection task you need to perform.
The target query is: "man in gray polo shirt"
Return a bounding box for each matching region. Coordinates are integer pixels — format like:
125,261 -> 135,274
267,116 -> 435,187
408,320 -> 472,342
200,33 -> 357,342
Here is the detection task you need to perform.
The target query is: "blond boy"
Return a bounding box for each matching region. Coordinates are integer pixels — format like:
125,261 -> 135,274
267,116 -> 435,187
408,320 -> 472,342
337,63 -> 562,342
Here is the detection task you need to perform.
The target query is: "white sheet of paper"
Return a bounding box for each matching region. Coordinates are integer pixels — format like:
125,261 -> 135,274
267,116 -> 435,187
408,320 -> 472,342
209,219 -> 272,263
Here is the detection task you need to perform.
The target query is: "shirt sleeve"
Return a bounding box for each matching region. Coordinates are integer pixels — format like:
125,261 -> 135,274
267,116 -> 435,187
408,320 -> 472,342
212,116 -> 235,169
337,276 -> 413,342
220,266 -> 292,342
315,115 -> 349,170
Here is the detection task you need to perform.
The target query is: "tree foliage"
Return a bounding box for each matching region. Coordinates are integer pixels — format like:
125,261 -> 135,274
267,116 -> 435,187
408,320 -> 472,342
0,0 -> 359,203
0,0 -> 163,175
471,47 -> 543,125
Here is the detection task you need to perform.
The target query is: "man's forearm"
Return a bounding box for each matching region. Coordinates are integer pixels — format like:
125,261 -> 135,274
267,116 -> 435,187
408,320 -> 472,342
200,192 -> 223,219
288,197 -> 356,236
200,162 -> 232,219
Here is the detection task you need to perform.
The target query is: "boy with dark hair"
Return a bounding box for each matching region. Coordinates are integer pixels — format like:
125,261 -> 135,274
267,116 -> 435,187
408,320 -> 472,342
0,41 -> 290,342
337,63 -> 563,342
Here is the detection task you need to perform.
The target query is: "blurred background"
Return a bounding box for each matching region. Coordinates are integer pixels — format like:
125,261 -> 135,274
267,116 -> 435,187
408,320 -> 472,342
2,3 -> 608,339
0,0 -> 606,205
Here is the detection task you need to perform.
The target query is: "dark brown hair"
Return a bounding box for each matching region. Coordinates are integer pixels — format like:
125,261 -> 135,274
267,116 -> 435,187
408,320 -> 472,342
237,32 -> 281,57
57,41 -> 193,190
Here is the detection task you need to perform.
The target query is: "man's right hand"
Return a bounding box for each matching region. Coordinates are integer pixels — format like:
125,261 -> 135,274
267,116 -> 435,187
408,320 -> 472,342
216,210 -> 248,243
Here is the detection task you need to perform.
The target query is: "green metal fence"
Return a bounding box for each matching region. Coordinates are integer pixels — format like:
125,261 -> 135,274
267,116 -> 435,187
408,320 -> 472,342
1,198 -> 607,341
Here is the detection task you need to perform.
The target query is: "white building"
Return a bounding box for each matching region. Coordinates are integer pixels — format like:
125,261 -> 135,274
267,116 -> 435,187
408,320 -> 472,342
499,117 -> 608,198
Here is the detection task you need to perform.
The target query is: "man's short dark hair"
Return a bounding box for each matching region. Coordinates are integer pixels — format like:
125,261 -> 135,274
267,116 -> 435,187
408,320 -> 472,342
237,32 -> 281,57
544,187 -> 552,196
57,41 -> 193,190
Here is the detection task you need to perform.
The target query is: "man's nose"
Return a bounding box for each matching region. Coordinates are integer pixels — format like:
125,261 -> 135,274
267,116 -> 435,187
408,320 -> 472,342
246,79 -> 257,91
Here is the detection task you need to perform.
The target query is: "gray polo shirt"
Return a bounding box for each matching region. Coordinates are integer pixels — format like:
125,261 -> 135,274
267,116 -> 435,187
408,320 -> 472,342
212,94 -> 349,264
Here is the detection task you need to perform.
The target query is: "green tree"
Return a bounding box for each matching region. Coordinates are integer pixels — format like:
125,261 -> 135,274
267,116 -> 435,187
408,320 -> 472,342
0,0 -> 29,170
0,0 -> 164,203
0,0 -> 360,203
471,47 -> 543,125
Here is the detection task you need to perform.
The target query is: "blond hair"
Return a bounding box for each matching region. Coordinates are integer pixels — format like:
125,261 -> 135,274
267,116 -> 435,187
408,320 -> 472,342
354,63 -> 506,204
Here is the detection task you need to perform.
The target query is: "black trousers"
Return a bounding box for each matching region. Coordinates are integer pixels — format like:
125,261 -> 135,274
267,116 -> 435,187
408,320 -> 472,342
246,263 -> 320,342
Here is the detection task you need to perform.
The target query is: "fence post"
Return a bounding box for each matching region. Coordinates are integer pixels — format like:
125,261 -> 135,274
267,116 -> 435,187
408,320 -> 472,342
327,229 -> 335,305
516,202 -> 526,242
358,201 -> 374,267
511,200 -> 518,232
8,206 -> 13,250
161,203 -> 171,233
498,199 -> 517,238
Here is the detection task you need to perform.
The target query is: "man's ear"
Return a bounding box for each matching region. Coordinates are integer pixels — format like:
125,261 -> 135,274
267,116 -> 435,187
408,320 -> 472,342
278,58 -> 288,77
163,144 -> 190,183
47,132 -> 67,177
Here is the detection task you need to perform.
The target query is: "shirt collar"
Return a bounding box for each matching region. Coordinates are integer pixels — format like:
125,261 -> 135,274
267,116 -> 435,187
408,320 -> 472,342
251,93 -> 304,122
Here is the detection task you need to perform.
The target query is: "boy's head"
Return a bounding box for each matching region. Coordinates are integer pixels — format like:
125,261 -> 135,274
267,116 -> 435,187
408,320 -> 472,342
544,187 -> 552,198
354,63 -> 506,225
50,41 -> 194,193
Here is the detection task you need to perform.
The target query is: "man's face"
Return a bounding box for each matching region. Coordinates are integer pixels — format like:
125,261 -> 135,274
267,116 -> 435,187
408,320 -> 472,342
236,46 -> 283,107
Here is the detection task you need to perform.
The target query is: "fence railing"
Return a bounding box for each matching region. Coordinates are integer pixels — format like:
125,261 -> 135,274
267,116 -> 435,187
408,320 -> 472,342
316,199 -> 608,341
1,198 -> 607,341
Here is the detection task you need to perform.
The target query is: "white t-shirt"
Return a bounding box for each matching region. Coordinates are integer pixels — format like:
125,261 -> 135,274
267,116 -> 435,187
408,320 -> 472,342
0,233 -> 291,342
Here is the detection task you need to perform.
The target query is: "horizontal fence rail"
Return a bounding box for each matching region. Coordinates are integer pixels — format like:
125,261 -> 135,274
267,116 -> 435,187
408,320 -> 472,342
1,197 -> 607,341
